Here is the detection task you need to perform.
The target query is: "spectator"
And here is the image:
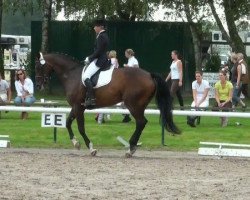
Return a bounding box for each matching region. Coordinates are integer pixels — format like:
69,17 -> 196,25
14,69 -> 36,119
109,50 -> 119,68
213,70 -> 233,127
122,48 -> 139,123
187,71 -> 210,127
165,50 -> 184,109
230,52 -> 246,110
0,73 -> 11,104
237,53 -> 249,99
123,48 -> 139,68
95,50 -> 119,124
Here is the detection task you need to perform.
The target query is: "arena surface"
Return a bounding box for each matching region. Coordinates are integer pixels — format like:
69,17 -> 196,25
0,148 -> 249,200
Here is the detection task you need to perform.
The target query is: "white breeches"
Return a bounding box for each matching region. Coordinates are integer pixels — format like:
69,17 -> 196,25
191,99 -> 209,110
0,94 -> 7,102
82,59 -> 100,83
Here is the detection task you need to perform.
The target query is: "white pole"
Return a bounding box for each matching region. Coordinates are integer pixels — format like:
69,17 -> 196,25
0,106 -> 250,118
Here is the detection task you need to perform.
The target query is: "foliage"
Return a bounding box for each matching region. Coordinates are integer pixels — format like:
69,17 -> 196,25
55,0 -> 150,21
204,54 -> 221,72
2,0 -> 42,35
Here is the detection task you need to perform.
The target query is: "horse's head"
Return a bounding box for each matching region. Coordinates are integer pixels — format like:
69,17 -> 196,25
35,52 -> 51,90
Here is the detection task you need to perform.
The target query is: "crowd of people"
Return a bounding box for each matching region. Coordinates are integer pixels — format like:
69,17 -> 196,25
185,52 -> 248,128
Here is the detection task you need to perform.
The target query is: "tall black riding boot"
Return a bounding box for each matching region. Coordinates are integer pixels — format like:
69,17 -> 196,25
187,116 -> 197,127
84,78 -> 96,108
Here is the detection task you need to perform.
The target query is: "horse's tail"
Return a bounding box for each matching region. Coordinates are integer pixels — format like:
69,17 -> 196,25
151,73 -> 181,134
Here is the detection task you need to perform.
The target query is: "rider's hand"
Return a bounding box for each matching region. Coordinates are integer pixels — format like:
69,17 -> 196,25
84,57 -> 90,65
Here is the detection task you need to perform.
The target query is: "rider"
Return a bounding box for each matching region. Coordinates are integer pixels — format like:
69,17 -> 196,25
82,19 -> 110,107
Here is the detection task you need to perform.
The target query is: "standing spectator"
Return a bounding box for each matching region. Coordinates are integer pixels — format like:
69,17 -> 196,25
237,53 -> 249,99
213,70 -> 233,127
187,71 -> 210,127
0,73 -> 11,104
96,50 -> 119,124
109,50 -> 119,68
230,53 -> 246,110
165,50 -> 184,109
122,48 -> 139,123
123,48 -> 139,68
14,69 -> 36,119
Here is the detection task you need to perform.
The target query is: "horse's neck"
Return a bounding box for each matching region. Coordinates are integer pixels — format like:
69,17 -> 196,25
53,63 -> 82,87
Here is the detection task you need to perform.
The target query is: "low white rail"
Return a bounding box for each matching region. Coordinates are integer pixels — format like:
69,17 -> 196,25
1,106 -> 249,145
0,106 -> 250,118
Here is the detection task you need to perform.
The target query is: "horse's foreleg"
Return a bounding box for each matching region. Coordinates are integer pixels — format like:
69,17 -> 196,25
76,112 -> 97,156
126,116 -> 148,158
66,110 -> 80,150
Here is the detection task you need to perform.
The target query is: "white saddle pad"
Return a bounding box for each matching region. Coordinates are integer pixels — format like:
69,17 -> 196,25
83,66 -> 115,89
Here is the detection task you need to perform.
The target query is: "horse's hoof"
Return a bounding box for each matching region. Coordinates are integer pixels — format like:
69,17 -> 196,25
125,152 -> 132,158
90,149 -> 97,156
125,147 -> 136,158
75,142 -> 81,150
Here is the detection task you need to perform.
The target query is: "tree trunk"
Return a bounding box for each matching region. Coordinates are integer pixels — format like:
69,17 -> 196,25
183,2 -> 202,70
41,0 -> 52,53
223,0 -> 246,54
208,0 -> 246,55
0,0 -> 3,77
190,25 -> 201,70
208,0 -> 231,44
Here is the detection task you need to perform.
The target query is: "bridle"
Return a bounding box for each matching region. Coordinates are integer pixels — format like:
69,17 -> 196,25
35,52 -> 49,88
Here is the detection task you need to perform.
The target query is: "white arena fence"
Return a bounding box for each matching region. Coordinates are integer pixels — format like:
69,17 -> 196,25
1,106 -> 249,145
0,106 -> 250,118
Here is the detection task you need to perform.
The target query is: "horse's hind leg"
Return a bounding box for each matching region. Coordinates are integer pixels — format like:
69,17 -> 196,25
125,110 -> 148,158
67,109 -> 80,149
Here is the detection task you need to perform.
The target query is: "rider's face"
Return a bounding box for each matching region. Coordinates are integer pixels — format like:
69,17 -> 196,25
94,25 -> 102,34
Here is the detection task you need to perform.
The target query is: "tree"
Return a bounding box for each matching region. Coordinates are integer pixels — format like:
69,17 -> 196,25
207,0 -> 249,56
160,0 -> 210,70
0,0 -> 3,76
2,5 -> 42,35
41,0 -> 52,53
55,0 -> 150,21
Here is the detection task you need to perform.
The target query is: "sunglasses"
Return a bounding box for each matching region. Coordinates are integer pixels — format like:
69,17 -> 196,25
18,73 -> 23,76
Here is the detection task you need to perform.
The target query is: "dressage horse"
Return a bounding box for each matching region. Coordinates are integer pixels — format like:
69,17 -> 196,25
35,53 -> 180,157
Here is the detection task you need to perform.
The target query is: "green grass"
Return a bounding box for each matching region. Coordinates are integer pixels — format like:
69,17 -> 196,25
1,109 -> 250,151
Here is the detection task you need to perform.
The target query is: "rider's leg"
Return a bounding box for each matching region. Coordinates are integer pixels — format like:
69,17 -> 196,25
82,60 -> 99,107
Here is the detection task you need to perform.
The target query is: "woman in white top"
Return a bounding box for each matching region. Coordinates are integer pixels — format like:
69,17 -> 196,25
123,49 -> 139,68
187,71 -> 210,127
122,48 -> 139,123
14,69 -> 36,119
165,50 -> 184,109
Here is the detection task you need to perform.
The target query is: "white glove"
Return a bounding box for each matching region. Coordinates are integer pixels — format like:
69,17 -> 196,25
84,57 -> 90,65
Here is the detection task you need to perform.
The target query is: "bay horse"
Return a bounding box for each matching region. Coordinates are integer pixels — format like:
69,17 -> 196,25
35,53 -> 180,157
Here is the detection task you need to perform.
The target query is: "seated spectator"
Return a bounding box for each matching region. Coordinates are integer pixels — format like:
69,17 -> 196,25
14,69 -> 36,119
0,72 -> 11,104
187,71 -> 210,127
213,70 -> 233,127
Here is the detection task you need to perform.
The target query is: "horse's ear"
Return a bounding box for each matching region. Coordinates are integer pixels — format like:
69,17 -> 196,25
39,52 -> 46,65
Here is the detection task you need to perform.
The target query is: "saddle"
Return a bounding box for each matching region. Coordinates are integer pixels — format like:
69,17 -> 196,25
83,65 -> 115,88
